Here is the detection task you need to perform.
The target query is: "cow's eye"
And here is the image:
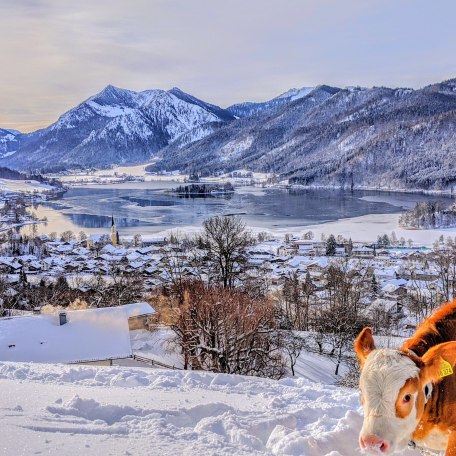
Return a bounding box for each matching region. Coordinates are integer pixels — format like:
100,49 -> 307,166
403,394 -> 412,403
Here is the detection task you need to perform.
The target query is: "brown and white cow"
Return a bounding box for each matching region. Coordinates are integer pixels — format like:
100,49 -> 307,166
355,300 -> 456,455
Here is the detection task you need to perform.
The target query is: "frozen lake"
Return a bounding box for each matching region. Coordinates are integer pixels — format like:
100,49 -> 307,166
29,181 -> 454,244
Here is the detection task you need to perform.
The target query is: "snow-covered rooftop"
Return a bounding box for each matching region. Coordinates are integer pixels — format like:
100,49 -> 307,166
0,303 -> 155,364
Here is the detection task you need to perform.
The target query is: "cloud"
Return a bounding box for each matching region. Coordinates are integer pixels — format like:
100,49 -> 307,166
0,0 -> 455,131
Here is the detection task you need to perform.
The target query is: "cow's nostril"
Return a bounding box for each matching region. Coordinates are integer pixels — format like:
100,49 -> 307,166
361,435 -> 389,452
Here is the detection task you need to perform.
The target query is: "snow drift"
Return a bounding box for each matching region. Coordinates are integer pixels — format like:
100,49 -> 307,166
0,361 -> 419,455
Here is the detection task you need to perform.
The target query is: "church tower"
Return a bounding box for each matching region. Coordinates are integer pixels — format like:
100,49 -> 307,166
111,215 -> 118,247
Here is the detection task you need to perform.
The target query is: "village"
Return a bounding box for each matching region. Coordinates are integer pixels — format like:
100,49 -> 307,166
2,185 -> 456,383
0,208 -> 452,331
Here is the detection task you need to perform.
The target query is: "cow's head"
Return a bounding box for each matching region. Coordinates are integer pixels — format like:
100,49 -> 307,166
354,327 -> 456,454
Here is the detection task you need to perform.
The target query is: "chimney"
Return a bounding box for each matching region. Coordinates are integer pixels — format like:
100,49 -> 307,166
59,311 -> 67,326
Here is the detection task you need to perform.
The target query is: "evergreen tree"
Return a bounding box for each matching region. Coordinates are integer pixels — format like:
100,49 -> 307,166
326,234 -> 337,256
382,234 -> 391,247
19,268 -> 27,284
371,275 -> 379,296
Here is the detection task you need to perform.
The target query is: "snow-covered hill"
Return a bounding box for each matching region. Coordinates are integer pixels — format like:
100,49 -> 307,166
0,361 -> 419,456
0,85 -> 235,171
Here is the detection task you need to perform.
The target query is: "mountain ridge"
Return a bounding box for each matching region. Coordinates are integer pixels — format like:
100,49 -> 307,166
2,79 -> 456,190
0,85 -> 235,171
227,85 -> 315,118
151,79 -> 456,190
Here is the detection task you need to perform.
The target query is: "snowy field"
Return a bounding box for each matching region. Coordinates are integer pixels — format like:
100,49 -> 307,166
0,361 -> 420,456
0,178 -> 55,193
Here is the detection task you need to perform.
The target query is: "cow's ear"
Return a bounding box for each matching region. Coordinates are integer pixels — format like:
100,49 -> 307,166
420,342 -> 456,385
354,327 -> 376,367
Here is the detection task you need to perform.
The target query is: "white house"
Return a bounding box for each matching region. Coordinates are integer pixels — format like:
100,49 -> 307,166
0,302 -> 155,365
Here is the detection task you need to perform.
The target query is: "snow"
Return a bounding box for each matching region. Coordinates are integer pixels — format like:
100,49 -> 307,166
130,327 -> 348,384
130,328 -> 185,369
220,137 -> 254,161
234,212 -> 456,247
1,149 -> 17,158
86,100 -> 136,118
0,303 -> 154,364
0,308 -> 415,455
0,361 -> 420,455
0,178 -> 55,193
123,302 -> 154,318
292,350 -> 348,383
277,87 -> 314,101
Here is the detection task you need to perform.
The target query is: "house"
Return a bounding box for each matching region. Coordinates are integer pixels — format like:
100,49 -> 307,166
381,283 -> 408,300
352,246 -> 375,258
25,260 -> 42,274
335,247 -> 346,257
140,236 -> 168,247
0,302 -> 155,365
83,234 -> 105,249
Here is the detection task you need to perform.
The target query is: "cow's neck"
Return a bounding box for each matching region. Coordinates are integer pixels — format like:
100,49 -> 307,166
411,381 -> 452,453
402,304 -> 456,357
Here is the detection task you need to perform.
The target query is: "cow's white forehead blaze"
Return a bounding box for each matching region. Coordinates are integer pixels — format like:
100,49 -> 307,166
359,349 -> 421,453
360,349 -> 420,412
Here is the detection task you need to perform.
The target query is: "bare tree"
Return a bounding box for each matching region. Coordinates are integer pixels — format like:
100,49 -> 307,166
432,242 -> 456,302
170,280 -> 286,378
60,230 -> 76,242
86,270 -> 145,307
313,302 -> 367,375
161,234 -> 202,300
197,216 -> 254,288
302,230 -> 314,240
281,271 -> 314,330
311,259 -> 370,375
283,332 -> 306,376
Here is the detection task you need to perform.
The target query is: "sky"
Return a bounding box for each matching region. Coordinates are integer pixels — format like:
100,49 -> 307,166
1,0 -> 455,132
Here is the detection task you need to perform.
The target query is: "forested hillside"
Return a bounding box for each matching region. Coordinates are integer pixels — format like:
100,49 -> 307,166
152,80 -> 456,190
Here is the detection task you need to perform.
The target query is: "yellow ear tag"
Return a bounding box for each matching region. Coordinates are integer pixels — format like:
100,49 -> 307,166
439,359 -> 454,378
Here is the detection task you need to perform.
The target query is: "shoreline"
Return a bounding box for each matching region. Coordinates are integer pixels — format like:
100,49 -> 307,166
151,212 -> 456,248
61,177 -> 456,199
285,183 -> 456,197
49,163 -> 455,198
32,203 -> 456,248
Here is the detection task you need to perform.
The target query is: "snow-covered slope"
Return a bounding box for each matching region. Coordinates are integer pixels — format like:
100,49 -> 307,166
227,86 -> 314,118
130,328 -> 348,384
0,85 -> 235,171
0,362 -> 419,455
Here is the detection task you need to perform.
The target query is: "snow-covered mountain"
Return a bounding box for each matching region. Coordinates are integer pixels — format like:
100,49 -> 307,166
227,86 -> 314,118
0,128 -> 20,159
0,85 -> 235,171
153,79 -> 456,191
3,78 -> 456,190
